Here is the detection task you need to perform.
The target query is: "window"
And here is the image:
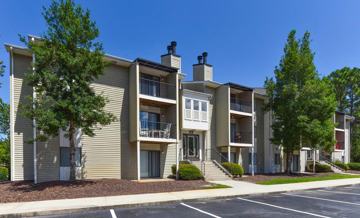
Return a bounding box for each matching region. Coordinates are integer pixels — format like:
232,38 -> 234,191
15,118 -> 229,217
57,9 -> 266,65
60,147 -> 82,167
184,98 -> 208,122
140,111 -> 160,130
274,153 -> 280,165
185,99 -> 191,109
201,101 -> 207,121
193,100 -> 200,120
140,74 -> 160,97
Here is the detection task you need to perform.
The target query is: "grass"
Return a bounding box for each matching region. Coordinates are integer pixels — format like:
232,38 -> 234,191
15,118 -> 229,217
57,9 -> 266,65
258,173 -> 360,185
203,183 -> 232,189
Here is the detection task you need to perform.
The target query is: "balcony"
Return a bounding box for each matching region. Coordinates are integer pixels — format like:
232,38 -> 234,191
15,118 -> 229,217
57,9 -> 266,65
140,77 -> 176,101
139,120 -> 174,139
231,131 -> 252,144
230,98 -> 252,113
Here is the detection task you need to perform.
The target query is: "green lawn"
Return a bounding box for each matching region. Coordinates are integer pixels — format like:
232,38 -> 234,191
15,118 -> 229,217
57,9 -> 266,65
203,183 -> 232,189
258,174 -> 360,185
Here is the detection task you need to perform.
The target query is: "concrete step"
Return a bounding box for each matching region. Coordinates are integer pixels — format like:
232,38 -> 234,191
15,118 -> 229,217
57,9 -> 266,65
192,160 -> 232,181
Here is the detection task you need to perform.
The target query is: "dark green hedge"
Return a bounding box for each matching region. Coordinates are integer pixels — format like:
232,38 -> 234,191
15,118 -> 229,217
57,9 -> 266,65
348,162 -> 360,171
333,160 -> 349,171
222,162 -> 244,177
0,167 -> 8,181
171,163 -> 203,180
308,163 -> 333,173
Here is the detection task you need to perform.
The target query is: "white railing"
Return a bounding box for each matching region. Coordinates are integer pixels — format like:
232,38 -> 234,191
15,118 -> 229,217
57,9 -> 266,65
139,120 -> 172,139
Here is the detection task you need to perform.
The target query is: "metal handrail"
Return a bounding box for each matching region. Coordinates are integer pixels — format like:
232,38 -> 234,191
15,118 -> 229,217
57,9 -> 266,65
230,98 -> 252,113
212,160 -> 233,178
140,78 -> 176,100
139,120 -> 173,138
318,154 -> 344,172
230,131 -> 252,144
205,148 -> 228,162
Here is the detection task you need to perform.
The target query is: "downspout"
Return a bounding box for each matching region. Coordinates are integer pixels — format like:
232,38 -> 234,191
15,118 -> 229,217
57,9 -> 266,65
251,91 -> 255,176
9,47 -> 15,181
32,37 -> 37,184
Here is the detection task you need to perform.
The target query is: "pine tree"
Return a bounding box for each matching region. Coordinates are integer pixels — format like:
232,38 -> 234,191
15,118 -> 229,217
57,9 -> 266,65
21,0 -> 116,181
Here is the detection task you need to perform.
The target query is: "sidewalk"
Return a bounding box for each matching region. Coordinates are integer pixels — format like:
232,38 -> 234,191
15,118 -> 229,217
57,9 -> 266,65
1,178 -> 360,217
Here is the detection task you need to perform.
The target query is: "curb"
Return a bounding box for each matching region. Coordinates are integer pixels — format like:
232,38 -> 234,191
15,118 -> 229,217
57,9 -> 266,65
1,182 -> 360,217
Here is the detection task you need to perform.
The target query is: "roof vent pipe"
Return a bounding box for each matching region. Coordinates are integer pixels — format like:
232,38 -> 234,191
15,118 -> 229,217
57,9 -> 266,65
202,52 -> 208,64
170,41 -> 177,55
197,55 -> 203,64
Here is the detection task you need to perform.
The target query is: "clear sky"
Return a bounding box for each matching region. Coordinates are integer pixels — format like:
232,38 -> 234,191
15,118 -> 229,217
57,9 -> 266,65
1,0 -> 360,104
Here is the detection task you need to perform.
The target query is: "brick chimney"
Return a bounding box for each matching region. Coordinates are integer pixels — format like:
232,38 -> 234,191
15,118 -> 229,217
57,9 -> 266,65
193,52 -> 213,81
161,41 -> 181,71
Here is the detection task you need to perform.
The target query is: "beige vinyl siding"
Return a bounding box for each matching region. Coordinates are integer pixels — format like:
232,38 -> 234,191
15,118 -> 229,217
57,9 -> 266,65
81,64 -> 129,179
12,53 -> 34,181
254,98 -> 265,172
160,143 -> 176,178
215,85 -> 230,147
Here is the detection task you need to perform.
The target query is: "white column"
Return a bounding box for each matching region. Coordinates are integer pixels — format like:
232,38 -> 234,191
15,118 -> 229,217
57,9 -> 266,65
251,91 -> 255,176
199,132 -> 203,161
228,146 -> 231,162
176,142 -> 179,180
32,40 -> 37,184
9,47 -> 15,181
137,141 -> 140,181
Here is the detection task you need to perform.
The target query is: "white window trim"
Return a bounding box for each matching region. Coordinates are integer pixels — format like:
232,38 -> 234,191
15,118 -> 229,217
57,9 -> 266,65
183,98 -> 208,123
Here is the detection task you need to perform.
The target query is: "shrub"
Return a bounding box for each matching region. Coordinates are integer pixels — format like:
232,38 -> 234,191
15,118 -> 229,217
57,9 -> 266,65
348,162 -> 360,171
333,160 -> 349,171
222,162 -> 244,177
308,163 -> 333,173
0,167 -> 8,181
172,163 -> 203,180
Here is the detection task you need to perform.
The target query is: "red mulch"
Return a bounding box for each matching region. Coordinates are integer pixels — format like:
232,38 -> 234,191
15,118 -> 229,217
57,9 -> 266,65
237,173 -> 334,183
0,179 -> 209,203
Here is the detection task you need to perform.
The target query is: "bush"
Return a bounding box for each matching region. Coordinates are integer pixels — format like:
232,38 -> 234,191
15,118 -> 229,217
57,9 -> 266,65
348,162 -> 360,171
172,163 -> 203,180
222,162 -> 244,177
308,163 -> 333,173
0,167 -> 8,181
333,160 -> 349,171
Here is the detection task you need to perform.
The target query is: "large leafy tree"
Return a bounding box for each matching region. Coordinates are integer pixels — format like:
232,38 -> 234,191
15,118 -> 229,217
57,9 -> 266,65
265,30 -> 336,173
298,78 -> 337,172
328,68 -> 360,161
21,0 -> 116,181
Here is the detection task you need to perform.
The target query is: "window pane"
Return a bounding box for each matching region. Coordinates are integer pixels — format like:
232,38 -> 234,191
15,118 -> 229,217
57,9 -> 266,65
60,147 -> 82,167
201,102 -> 207,112
185,99 -> 191,109
60,147 -> 70,167
193,100 -> 199,110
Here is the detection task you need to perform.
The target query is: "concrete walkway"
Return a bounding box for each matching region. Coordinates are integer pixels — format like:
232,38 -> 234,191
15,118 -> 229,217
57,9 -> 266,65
1,178 -> 360,217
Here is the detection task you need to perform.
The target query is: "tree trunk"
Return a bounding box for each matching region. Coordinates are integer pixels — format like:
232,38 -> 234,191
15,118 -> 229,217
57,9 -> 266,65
313,149 -> 316,174
286,152 -> 293,175
69,122 -> 76,181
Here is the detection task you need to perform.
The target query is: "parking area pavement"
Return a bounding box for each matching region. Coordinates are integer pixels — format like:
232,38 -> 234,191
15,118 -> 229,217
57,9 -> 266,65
38,184 -> 360,218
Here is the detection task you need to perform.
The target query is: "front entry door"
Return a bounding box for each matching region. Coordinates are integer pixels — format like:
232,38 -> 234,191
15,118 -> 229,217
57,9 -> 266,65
183,134 -> 200,160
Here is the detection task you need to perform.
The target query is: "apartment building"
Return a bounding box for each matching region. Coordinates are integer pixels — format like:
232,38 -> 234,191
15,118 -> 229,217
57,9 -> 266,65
5,39 -> 352,182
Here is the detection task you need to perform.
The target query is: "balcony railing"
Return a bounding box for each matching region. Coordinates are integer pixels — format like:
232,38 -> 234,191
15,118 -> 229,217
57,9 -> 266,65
335,142 -> 344,150
230,98 -> 252,113
139,120 -> 173,139
231,131 -> 252,144
140,78 -> 176,100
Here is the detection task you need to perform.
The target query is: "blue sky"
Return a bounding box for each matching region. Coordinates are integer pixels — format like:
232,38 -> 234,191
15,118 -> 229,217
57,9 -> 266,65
1,0 -> 360,104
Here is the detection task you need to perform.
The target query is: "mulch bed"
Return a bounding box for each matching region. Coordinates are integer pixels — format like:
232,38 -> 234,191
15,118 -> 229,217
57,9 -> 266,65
236,173 -> 334,183
0,179 -> 209,203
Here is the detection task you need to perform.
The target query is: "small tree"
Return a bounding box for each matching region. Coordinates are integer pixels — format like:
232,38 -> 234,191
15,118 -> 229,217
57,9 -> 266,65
0,60 -> 4,86
21,0 -> 116,181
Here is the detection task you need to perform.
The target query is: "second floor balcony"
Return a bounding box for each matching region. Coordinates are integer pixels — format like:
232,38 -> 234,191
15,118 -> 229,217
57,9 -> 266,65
230,131 -> 252,144
230,98 -> 252,113
140,76 -> 176,101
335,141 -> 345,150
139,120 -> 174,139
